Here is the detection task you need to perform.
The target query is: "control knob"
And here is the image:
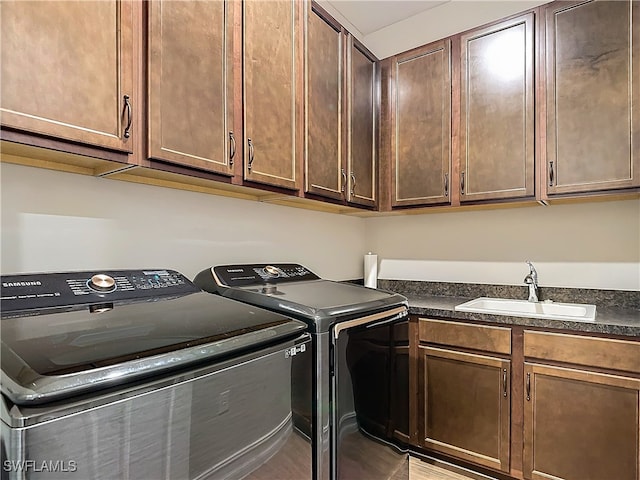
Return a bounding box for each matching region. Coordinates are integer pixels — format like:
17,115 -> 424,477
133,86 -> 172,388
263,265 -> 281,277
88,274 -> 116,293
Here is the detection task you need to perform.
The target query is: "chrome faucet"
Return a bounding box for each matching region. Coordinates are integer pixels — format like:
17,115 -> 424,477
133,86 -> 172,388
524,261 -> 538,302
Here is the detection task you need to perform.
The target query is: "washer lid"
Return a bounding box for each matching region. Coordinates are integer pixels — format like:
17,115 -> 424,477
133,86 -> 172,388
219,280 -> 407,333
1,291 -> 306,405
194,264 -> 408,332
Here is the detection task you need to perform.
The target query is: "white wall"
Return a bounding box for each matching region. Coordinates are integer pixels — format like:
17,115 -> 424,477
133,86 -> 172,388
0,163 -> 367,281
2,163 -> 639,291
365,200 -> 640,290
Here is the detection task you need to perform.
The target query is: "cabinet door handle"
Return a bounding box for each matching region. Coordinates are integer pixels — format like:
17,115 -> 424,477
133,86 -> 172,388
229,132 -> 236,166
123,95 -> 132,139
341,168 -> 347,193
460,172 -> 465,195
247,138 -> 254,171
444,172 -> 449,197
503,368 -> 508,397
350,172 -> 356,196
526,372 -> 531,401
549,161 -> 555,187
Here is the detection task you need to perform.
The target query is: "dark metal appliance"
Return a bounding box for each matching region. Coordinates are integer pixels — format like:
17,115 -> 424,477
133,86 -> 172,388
194,264 -> 410,480
1,269 -> 311,480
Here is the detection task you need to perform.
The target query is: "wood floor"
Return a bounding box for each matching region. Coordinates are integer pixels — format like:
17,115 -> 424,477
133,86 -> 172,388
337,430 -> 408,480
409,457 -> 484,480
243,427 -> 487,480
244,429 -> 311,480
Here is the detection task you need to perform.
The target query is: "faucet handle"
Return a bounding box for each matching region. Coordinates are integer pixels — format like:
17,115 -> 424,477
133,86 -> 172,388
525,260 -> 538,283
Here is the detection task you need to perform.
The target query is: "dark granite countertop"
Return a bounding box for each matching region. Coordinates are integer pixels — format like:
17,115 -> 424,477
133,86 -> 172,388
404,294 -> 640,337
376,280 -> 640,338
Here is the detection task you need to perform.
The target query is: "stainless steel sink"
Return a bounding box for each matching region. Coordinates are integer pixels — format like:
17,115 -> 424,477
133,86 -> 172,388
454,297 -> 597,322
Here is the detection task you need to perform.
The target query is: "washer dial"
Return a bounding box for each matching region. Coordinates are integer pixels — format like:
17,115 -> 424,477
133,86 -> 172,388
88,274 -> 116,293
263,265 -> 281,277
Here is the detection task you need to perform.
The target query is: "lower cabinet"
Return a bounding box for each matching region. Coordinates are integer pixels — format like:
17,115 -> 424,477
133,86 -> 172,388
414,319 -> 640,480
420,346 -> 511,472
523,363 -> 639,480
523,330 -> 640,480
418,319 -> 512,473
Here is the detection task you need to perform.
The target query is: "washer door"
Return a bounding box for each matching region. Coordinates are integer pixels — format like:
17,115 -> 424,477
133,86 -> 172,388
330,307 -> 409,480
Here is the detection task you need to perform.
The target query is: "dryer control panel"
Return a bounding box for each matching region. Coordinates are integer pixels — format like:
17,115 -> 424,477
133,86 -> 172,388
212,264 -> 320,287
1,269 -> 197,312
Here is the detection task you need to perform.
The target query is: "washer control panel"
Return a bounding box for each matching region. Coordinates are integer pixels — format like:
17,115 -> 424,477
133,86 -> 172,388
213,264 -> 320,287
1,269 -> 197,312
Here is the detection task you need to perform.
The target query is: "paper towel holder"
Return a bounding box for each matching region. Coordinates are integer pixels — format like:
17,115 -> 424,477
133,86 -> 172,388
364,252 -> 378,289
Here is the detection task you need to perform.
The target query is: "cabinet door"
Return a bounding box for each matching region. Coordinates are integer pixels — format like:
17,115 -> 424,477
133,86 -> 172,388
148,0 -> 234,175
523,363 -> 640,480
305,7 -> 345,200
460,14 -> 535,202
244,0 -> 301,190
1,0 -> 134,152
420,346 -> 511,472
545,0 -> 640,194
392,41 -> 451,207
347,39 -> 377,207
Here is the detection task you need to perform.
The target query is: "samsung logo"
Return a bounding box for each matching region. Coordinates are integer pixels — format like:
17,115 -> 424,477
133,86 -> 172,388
2,281 -> 42,287
226,269 -> 244,273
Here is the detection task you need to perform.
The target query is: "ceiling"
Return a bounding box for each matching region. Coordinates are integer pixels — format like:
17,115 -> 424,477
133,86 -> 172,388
325,1 -> 450,35
318,0 -> 553,59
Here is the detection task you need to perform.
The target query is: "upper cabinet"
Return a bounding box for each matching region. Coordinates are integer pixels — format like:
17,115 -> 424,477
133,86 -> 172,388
0,0 -> 134,152
544,0 -> 639,195
459,13 -> 535,202
243,0 -> 303,191
347,39 -> 378,207
305,7 -> 379,209
147,0 -> 234,175
305,5 -> 345,200
390,40 -> 452,207
3,0 -> 637,212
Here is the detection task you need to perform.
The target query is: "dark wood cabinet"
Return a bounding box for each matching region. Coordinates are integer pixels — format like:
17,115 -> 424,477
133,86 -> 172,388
347,39 -> 377,207
147,0 -> 234,175
0,0 -> 134,153
523,363 -> 639,480
4,0 -> 638,211
306,10 -> 378,209
418,319 -> 511,473
243,0 -> 302,190
413,320 -> 640,480
305,5 -> 345,200
544,0 -> 639,195
390,40 -> 452,207
523,330 -> 640,480
459,13 -> 535,202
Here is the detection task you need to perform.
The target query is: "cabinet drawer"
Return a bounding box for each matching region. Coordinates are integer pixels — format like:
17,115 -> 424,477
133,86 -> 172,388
524,331 -> 640,375
419,318 -> 511,354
